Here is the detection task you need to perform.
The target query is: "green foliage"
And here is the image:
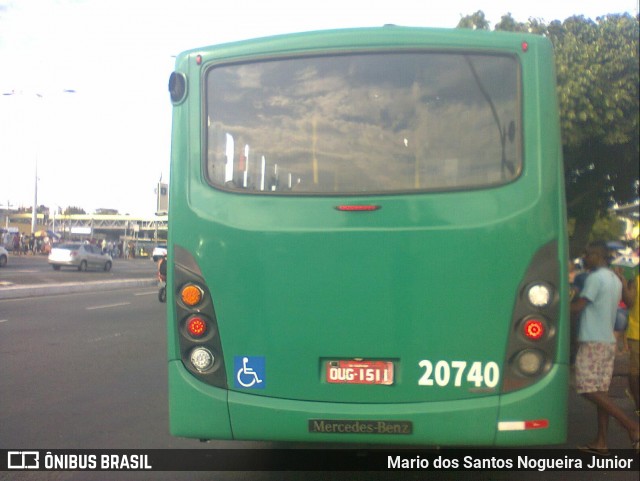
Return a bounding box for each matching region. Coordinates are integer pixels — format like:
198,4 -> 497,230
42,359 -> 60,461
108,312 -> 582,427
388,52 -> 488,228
553,14 -> 638,254
456,11 -> 490,30
63,206 -> 86,215
551,14 -> 639,148
588,213 -> 626,242
494,13 -> 529,32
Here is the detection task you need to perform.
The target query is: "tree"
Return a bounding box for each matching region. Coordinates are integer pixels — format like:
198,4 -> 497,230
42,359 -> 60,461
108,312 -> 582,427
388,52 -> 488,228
550,14 -> 638,255
494,13 -> 528,32
457,10 -> 490,30
459,12 -> 639,256
589,213 -> 626,242
64,206 -> 86,215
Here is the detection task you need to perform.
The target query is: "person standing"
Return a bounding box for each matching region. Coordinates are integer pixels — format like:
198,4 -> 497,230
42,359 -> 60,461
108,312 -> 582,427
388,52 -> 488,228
571,240 -> 639,454
12,233 -> 20,255
617,271 -> 639,416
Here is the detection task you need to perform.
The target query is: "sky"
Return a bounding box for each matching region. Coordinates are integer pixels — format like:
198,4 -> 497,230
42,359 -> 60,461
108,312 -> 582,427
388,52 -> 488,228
0,0 -> 638,217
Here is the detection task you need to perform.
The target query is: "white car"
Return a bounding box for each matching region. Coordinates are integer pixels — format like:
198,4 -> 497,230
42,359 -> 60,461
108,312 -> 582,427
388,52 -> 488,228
49,243 -> 112,272
0,246 -> 7,267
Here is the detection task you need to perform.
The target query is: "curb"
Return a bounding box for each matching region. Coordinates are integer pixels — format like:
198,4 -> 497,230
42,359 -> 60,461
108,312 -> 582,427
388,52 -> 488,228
0,278 -> 157,300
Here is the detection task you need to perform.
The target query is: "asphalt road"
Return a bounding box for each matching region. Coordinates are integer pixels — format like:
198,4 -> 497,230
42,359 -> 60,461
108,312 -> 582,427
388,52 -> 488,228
0,255 -> 637,480
0,254 -> 156,299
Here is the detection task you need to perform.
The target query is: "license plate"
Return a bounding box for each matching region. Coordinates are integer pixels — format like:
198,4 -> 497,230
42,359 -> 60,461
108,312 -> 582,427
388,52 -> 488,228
326,360 -> 394,385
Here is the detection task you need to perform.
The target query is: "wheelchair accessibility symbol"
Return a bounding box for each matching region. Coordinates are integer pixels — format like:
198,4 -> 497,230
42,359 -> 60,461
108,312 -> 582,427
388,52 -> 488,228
234,356 -> 266,389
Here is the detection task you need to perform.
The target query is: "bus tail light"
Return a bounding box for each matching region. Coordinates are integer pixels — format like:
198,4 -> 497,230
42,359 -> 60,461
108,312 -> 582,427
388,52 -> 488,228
173,244 -> 227,388
502,241 -> 561,393
180,284 -> 203,307
522,318 -> 545,341
513,349 -> 545,376
526,283 -> 552,308
190,347 -> 215,372
186,316 -> 208,338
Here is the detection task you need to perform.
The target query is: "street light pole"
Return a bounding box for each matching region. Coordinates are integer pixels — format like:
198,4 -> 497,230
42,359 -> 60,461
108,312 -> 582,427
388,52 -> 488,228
0,200 -> 13,229
32,157 -> 38,233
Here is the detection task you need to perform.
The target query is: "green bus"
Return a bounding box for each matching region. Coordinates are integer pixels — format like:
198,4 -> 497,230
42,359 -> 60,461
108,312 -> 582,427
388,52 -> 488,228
167,26 -> 569,446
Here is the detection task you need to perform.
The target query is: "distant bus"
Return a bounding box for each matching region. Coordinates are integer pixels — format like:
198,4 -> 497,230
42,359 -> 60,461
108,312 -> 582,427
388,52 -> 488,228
166,26 -> 569,446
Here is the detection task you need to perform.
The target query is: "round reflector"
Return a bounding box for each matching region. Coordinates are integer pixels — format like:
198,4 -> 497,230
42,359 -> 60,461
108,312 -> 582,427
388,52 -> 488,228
187,316 -> 207,337
181,284 -> 203,307
523,318 -> 545,341
190,347 -> 214,372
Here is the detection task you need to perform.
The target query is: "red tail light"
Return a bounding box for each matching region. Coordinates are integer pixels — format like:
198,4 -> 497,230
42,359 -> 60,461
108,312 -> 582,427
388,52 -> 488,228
523,318 -> 544,341
187,316 -> 207,337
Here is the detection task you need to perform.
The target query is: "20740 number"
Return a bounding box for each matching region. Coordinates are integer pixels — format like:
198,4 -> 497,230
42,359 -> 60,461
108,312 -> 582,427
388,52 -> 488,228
418,360 -> 500,388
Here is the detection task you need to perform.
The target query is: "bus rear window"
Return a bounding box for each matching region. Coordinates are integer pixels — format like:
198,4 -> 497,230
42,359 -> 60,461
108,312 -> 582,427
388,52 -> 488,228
205,52 -> 521,194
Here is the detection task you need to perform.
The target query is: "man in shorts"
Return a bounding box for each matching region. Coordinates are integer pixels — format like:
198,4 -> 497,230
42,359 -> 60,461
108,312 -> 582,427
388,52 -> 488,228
571,241 -> 639,454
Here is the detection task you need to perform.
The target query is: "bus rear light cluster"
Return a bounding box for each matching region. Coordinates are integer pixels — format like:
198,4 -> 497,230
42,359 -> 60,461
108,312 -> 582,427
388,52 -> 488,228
502,241 -> 561,392
173,245 -> 227,387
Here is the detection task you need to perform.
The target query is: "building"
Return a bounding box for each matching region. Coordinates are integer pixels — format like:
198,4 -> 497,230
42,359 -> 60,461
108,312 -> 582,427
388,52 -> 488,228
1,212 -> 167,257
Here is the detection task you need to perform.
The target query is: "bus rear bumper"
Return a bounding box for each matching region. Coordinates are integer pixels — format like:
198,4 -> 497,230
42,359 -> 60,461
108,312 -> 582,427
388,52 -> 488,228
169,361 -> 568,445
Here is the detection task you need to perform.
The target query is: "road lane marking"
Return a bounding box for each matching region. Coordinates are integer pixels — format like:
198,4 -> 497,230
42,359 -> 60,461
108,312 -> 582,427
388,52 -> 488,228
0,320 -> 8,323
134,290 -> 158,296
86,302 -> 131,310
88,332 -> 122,342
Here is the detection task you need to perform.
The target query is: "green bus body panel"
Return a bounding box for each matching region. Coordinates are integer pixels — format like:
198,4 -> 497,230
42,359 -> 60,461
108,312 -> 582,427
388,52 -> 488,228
168,361 -> 232,439
495,364 -> 568,445
174,190 -> 559,406
168,27 -> 568,444
168,360 -> 567,444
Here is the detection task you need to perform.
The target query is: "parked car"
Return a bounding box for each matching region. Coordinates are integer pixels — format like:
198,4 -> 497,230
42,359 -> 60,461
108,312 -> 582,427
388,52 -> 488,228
0,246 -> 7,267
48,243 -> 112,272
152,244 -> 167,262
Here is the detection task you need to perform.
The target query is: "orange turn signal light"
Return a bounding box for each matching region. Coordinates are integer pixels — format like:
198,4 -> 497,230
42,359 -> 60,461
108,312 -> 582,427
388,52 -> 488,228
181,284 -> 203,307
